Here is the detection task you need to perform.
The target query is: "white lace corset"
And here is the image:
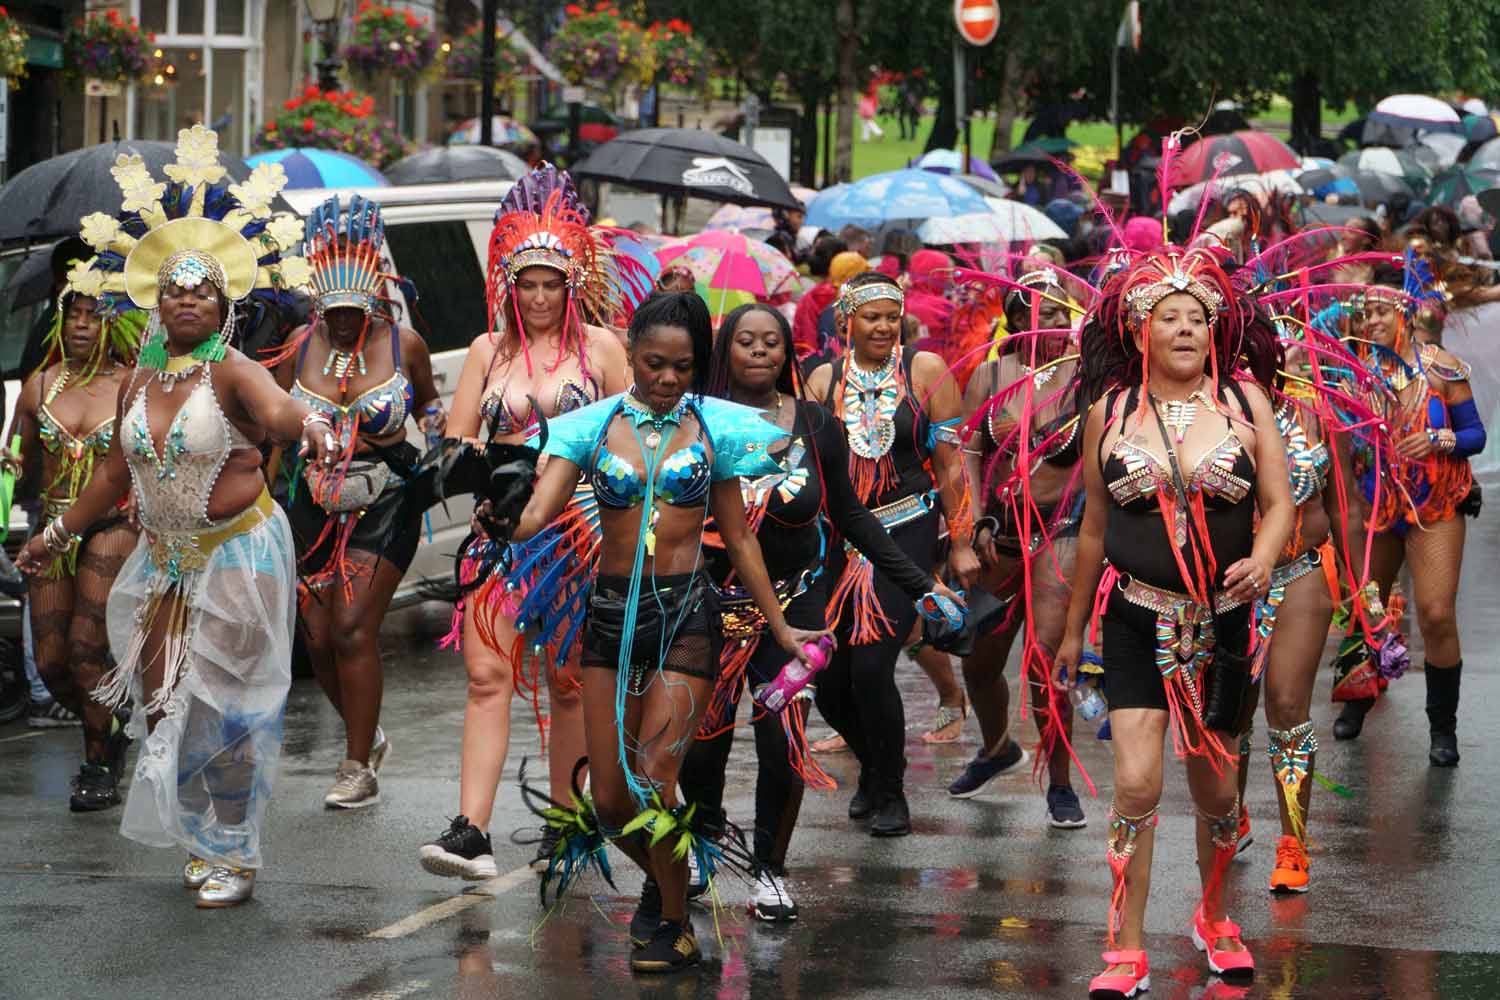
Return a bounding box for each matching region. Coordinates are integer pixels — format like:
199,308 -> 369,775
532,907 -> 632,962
124,367 -> 257,533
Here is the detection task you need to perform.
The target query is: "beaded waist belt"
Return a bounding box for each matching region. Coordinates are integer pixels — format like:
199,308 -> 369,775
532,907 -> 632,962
1116,572 -> 1244,620
1271,547 -> 1322,589
146,489 -> 274,581
719,569 -> 816,640
870,489 -> 938,529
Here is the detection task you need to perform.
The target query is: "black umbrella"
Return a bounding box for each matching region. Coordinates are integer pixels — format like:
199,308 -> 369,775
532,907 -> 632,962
0,140 -> 272,245
991,147 -> 1053,173
1348,169 -> 1416,206
384,145 -> 530,185
571,128 -> 800,211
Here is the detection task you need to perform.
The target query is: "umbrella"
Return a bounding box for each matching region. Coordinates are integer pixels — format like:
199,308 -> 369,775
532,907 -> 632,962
1363,94 -> 1464,146
1409,133 -> 1466,171
532,103 -> 624,143
604,232 -> 662,310
383,145 -> 529,185
911,149 -> 999,181
244,148 -> 388,189
0,139 -> 265,244
1202,106 -> 1252,135
447,116 -> 539,148
991,147 -> 1053,173
984,198 -> 1067,240
1296,167 -> 1359,200
1465,136 -> 1500,172
704,204 -> 776,234
573,128 -> 801,211
1338,148 -> 1429,190
788,185 -> 818,205
654,230 -> 799,320
955,173 -> 1009,199
805,168 -> 990,233
1463,112 -> 1500,144
1166,170 -> 1304,215
1300,202 -> 1375,227
1346,169 -> 1417,206
1426,166 -> 1500,206
1167,130 -> 1300,187
1013,136 -> 1077,155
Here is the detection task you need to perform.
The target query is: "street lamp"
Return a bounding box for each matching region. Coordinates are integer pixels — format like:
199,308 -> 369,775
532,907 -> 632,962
307,0 -> 344,92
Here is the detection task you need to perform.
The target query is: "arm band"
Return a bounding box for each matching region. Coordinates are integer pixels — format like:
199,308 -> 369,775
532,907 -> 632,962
1448,398 -> 1486,458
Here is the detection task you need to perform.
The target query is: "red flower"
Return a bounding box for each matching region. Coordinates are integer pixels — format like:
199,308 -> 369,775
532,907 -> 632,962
565,4 -> 583,15
303,117 -> 315,132
304,84 -> 319,98
283,98 -> 300,111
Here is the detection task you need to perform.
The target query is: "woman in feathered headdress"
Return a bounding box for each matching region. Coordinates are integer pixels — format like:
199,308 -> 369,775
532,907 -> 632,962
16,125 -> 339,909
1053,239 -> 1292,993
1329,260 -> 1484,764
4,278 -> 143,810
418,163 -> 634,882
265,194 -> 445,811
948,265 -> 1091,822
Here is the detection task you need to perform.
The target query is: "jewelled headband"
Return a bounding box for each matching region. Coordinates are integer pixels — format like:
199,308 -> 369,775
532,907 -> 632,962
836,282 -> 904,319
157,249 -> 229,298
1124,270 -> 1224,327
1004,267 -> 1067,312
504,234 -> 578,287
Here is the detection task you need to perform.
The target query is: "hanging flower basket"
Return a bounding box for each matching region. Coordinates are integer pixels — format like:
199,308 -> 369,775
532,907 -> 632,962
63,8 -> 154,84
253,84 -> 412,169
547,3 -> 646,92
646,20 -> 708,92
0,7 -> 29,88
445,22 -> 527,86
341,1 -> 439,85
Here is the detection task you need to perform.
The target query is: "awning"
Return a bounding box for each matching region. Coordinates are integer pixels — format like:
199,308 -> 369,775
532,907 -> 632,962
465,1 -> 565,85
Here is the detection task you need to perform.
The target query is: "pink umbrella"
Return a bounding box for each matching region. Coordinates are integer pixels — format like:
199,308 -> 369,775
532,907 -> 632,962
655,230 -> 800,322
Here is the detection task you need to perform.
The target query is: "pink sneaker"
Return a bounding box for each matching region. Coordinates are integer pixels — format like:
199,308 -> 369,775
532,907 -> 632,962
1191,907 -> 1255,978
1088,949 -> 1150,998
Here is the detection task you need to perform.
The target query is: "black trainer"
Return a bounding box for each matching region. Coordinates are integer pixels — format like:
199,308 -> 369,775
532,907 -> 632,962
1332,698 -> 1372,741
848,772 -> 877,820
630,877 -> 663,949
869,790 -> 911,838
106,712 -> 132,781
630,919 -> 701,974
69,762 -> 121,812
418,816 -> 498,880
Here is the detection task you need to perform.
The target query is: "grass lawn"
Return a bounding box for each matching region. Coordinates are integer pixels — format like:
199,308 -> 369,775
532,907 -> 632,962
822,100 -> 1364,182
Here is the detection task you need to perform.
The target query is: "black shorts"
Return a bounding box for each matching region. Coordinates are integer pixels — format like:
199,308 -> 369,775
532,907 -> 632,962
1100,588 -> 1251,712
287,441 -> 422,576
582,573 -> 723,681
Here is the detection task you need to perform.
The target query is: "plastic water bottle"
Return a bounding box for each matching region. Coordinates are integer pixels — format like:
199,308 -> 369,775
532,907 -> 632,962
1064,652 -> 1108,728
758,636 -> 835,713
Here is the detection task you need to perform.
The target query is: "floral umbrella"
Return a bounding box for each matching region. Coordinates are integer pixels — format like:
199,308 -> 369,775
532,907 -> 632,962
447,116 -> 539,148
704,204 -> 776,234
655,230 -> 799,322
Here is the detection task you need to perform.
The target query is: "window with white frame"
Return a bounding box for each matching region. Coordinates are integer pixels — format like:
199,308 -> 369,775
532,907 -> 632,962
129,0 -> 262,155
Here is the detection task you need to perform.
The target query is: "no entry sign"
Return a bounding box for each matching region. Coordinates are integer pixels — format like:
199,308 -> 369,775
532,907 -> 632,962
954,0 -> 999,46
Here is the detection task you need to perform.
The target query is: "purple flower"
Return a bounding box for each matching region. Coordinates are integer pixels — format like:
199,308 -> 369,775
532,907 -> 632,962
1375,632 -> 1409,680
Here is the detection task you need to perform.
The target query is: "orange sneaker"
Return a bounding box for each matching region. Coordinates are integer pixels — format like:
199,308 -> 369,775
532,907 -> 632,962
1269,835 -> 1310,894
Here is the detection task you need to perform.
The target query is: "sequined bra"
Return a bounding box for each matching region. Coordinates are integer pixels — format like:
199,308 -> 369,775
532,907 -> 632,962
593,395 -> 712,510
291,326 -> 413,438
1277,403 -> 1330,507
1100,387 -> 1255,512
38,402 -> 113,462
480,375 -> 598,436
124,367 -> 257,533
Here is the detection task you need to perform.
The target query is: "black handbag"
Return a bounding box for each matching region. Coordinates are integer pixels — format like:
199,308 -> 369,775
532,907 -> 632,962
1148,398 -> 1251,732
921,588 -> 1013,656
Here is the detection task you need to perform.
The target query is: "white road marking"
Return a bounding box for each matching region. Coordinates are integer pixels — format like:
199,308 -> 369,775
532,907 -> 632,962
0,731 -> 46,744
367,864 -> 533,940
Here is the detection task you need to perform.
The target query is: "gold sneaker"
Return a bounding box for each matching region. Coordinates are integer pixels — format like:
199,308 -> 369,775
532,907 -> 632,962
369,727 -> 391,774
195,866 -> 255,908
324,758 -> 380,810
182,855 -> 211,890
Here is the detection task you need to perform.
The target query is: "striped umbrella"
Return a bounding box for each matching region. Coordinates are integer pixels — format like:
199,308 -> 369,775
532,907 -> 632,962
1427,165 -> 1500,206
655,230 -> 799,323
447,116 -> 539,148
244,148 -> 388,189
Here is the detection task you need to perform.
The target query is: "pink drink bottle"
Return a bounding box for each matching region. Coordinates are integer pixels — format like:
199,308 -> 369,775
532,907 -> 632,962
758,635 -> 834,713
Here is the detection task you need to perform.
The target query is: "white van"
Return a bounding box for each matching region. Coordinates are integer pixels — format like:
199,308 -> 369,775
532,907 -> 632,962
280,180 -> 513,608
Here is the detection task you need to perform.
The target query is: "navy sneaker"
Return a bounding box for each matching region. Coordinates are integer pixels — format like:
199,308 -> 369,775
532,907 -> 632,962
1045,783 -> 1087,829
947,739 -> 1028,799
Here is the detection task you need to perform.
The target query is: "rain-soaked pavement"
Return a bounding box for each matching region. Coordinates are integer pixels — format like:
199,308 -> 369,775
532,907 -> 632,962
4,517 -> 1500,999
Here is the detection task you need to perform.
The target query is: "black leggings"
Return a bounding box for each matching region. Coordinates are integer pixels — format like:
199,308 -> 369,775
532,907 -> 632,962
678,583 -> 825,871
814,510 -> 938,796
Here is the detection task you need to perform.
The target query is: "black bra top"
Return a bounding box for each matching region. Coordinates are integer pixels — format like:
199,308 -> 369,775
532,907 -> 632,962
1098,382 -> 1258,590
981,360 -> 1081,470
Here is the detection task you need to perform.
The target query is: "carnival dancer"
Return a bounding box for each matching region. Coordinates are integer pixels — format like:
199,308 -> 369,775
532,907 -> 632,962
949,267 -> 1089,825
804,272 -> 979,837
1054,245 -> 1292,994
417,164 -> 633,879
678,303 -> 956,922
268,195 -> 445,809
1333,263 -> 1484,766
16,125 -> 333,908
5,291 -> 143,809
503,291 -> 825,972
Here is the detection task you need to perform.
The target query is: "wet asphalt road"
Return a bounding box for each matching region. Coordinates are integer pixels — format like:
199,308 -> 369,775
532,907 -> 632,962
4,518 -> 1500,1000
